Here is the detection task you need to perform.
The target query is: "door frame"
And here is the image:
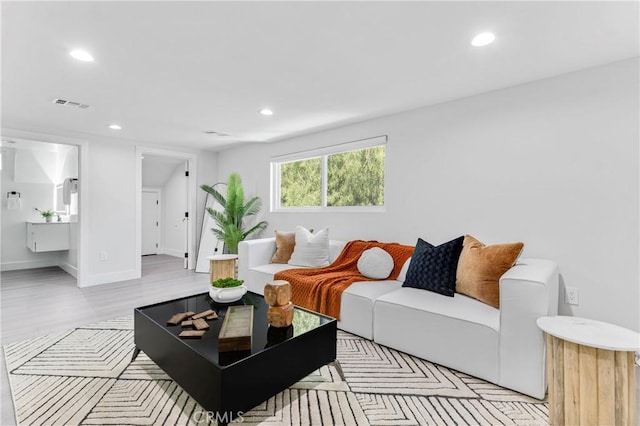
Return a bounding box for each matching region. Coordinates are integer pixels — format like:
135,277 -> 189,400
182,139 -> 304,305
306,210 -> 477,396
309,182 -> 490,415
141,187 -> 161,256
1,128 -> 89,287
135,146 -> 196,276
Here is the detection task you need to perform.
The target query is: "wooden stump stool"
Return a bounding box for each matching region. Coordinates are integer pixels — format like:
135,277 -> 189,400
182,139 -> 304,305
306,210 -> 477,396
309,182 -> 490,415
537,316 -> 639,426
207,254 -> 238,283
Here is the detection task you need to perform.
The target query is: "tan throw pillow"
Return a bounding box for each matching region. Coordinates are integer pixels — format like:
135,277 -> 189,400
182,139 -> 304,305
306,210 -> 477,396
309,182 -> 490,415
271,230 -> 296,264
455,235 -> 524,308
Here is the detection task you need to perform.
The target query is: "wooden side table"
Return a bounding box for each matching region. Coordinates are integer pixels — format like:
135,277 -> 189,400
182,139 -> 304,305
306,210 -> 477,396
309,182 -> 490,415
207,254 -> 238,283
537,316 -> 639,426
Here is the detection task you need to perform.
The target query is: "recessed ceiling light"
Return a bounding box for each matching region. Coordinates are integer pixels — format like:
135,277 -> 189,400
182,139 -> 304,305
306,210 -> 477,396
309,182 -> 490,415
471,32 -> 495,47
108,124 -> 122,130
69,49 -> 94,62
259,108 -> 274,116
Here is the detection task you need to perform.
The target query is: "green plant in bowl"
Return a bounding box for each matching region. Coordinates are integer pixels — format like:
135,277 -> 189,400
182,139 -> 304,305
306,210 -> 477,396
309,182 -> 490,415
211,277 -> 244,288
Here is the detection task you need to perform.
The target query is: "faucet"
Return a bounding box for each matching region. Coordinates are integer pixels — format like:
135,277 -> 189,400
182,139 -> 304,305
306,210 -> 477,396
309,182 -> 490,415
57,214 -> 62,222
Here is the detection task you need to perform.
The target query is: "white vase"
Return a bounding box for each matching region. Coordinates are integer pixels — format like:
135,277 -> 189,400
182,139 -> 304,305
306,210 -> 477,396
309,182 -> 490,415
209,284 -> 247,303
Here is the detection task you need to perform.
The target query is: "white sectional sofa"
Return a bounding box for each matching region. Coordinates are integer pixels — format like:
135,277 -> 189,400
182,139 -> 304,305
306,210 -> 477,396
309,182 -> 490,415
238,237 -> 559,399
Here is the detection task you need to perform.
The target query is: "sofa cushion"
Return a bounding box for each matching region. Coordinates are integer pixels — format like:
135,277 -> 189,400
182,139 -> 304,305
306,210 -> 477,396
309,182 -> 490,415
402,236 -> 464,296
288,226 -> 330,267
329,240 -> 347,263
374,287 -> 500,383
456,235 -> 524,308
245,263 -> 299,295
270,230 -> 296,264
357,247 -> 394,279
252,263 -> 297,277
339,280 -> 403,340
377,287 -> 500,331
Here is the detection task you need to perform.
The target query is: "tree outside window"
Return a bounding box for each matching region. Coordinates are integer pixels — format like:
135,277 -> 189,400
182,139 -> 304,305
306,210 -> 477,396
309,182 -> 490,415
280,157 -> 322,207
273,138 -> 385,210
327,146 -> 384,207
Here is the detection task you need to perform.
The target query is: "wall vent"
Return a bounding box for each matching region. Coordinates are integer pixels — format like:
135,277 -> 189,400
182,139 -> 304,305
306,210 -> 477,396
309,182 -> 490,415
53,98 -> 90,109
203,130 -> 229,137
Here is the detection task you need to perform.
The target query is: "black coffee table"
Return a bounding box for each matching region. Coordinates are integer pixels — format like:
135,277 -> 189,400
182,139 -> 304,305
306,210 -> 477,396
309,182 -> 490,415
133,291 -> 338,425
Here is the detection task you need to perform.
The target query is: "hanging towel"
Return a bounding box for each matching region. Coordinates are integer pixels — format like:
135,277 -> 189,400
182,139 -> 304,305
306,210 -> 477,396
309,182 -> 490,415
7,197 -> 20,210
63,178 -> 73,205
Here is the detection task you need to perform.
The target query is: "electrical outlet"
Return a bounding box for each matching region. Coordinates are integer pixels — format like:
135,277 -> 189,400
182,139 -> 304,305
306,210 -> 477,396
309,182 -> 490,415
565,287 -> 579,305
100,251 -> 108,261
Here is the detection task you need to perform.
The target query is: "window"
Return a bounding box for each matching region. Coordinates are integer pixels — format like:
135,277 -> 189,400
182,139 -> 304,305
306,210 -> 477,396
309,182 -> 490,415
280,157 -> 322,207
271,136 -> 386,211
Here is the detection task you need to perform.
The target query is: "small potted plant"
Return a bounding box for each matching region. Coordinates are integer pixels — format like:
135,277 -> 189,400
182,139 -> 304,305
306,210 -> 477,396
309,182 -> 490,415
209,277 -> 247,303
36,208 -> 55,223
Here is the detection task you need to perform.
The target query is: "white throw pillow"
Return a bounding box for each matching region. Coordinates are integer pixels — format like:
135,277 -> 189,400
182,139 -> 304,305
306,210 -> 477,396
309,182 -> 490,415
357,247 -> 394,279
288,226 -> 330,267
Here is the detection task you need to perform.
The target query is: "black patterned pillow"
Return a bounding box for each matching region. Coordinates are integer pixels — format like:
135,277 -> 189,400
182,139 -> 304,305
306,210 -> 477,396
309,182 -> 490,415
402,236 -> 464,296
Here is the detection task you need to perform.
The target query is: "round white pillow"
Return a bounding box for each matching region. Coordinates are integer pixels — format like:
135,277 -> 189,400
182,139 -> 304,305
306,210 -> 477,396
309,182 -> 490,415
357,247 -> 394,280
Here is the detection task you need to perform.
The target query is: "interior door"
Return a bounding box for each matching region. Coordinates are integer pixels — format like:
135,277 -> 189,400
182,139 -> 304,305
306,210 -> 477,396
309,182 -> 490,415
142,191 -> 159,255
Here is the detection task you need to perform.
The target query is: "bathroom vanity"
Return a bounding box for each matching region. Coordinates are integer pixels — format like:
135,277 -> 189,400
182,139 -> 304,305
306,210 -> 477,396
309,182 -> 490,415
26,222 -> 70,252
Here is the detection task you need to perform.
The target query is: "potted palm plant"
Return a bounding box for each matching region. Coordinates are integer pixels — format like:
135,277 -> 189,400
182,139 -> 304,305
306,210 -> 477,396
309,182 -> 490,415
201,172 -> 267,254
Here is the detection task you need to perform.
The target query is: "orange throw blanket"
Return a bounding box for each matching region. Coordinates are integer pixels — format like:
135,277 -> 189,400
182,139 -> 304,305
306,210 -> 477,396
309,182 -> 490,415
274,240 -> 414,320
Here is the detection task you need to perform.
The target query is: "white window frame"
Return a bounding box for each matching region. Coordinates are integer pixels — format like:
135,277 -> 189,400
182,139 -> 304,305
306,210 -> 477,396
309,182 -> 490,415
271,135 -> 387,213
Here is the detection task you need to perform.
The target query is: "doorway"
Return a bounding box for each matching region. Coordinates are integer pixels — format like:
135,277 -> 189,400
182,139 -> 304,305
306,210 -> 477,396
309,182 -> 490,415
0,129 -> 88,287
136,147 -> 196,278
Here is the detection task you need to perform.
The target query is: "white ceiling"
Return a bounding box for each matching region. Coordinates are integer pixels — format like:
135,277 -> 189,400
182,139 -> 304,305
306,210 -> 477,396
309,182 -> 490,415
1,1 -> 638,151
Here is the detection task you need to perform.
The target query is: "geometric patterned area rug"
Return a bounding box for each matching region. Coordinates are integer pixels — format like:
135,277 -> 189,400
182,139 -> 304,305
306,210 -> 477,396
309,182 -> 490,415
4,317 -> 548,425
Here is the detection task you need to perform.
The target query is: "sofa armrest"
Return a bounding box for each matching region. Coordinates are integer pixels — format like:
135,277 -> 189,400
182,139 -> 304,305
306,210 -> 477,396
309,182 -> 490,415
238,238 -> 276,281
498,258 -> 559,399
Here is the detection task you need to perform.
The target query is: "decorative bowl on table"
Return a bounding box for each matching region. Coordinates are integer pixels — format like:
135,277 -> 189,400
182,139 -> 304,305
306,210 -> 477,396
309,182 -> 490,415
209,278 -> 247,303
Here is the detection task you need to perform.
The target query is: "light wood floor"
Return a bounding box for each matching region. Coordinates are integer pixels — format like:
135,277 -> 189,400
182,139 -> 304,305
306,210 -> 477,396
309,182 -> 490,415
1,255 -> 209,426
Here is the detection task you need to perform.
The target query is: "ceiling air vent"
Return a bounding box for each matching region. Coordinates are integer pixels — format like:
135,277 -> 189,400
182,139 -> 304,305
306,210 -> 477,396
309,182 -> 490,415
203,130 -> 229,137
53,98 -> 90,109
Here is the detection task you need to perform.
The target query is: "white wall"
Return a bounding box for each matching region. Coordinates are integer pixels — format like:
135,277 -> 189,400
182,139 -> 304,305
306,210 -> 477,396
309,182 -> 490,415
161,163 -> 187,258
59,146 -> 78,183
217,58 -> 639,331
83,138 -> 137,283
58,146 -> 78,276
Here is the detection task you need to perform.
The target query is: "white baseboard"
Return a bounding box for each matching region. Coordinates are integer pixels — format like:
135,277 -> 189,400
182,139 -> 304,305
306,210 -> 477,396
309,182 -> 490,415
58,262 -> 78,278
160,248 -> 185,259
1,259 -> 59,271
81,269 -> 139,288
